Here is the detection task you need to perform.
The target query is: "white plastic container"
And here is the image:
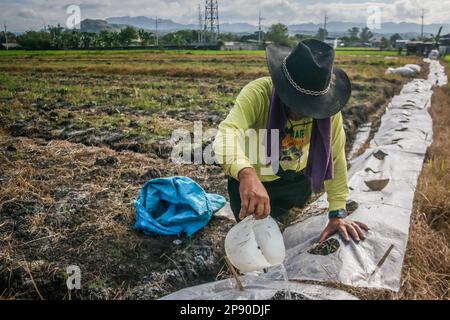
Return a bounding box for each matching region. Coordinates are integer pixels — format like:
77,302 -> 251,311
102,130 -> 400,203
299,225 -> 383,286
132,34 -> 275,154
225,216 -> 286,273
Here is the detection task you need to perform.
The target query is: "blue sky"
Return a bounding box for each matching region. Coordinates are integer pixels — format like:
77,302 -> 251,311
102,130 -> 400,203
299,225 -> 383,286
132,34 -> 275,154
1,0 -> 449,32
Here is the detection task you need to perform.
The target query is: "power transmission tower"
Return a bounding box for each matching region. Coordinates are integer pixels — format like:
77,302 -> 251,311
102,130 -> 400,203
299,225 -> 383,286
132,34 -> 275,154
258,10 -> 265,45
3,22 -> 7,51
198,4 -> 204,43
204,0 -> 219,43
323,12 -> 328,41
420,9 -> 424,40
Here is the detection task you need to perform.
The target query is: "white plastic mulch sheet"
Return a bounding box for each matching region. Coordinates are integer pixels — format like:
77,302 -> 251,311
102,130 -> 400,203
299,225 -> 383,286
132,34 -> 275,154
425,58 -> 448,87
161,266 -> 358,300
283,60 -> 447,291
347,122 -> 372,160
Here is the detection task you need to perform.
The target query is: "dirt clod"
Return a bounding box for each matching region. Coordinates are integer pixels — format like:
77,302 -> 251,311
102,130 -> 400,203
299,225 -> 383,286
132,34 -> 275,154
308,238 -> 340,256
364,179 -> 390,191
373,150 -> 389,160
271,290 -> 308,300
346,200 -> 359,214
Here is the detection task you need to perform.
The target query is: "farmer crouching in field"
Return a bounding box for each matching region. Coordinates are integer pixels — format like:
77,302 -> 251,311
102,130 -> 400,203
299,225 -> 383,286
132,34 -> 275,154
213,39 -> 368,243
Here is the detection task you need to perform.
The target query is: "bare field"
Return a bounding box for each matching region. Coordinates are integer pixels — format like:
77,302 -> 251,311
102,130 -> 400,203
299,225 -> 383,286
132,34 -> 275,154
0,51 -> 429,299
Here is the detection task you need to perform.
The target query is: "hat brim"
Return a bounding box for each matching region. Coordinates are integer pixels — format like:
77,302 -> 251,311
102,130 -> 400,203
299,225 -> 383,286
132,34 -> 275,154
266,44 -> 352,119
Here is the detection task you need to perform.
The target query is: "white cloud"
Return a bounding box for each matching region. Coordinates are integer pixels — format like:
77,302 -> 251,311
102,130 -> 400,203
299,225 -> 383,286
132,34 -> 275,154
1,0 -> 449,32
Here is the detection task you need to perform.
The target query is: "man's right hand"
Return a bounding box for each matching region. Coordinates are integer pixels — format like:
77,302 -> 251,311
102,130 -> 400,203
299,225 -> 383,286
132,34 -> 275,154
238,168 -> 271,220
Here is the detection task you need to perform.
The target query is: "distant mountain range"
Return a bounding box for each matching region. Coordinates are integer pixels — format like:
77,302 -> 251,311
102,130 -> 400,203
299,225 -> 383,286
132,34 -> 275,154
289,21 -> 449,36
80,19 -> 127,33
80,16 -> 449,38
105,16 -> 258,34
105,16 -> 198,32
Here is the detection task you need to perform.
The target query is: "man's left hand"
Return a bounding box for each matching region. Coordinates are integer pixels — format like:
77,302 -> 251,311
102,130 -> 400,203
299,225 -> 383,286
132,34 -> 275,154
319,218 -> 369,243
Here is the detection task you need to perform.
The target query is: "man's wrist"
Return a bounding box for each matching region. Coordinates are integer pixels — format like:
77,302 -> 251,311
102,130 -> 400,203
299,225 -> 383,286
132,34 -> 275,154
238,167 -> 256,180
328,209 -> 348,220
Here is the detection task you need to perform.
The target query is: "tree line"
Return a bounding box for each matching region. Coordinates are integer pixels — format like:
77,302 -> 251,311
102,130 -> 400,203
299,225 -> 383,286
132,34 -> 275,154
1,26 -> 151,50
1,23 -> 407,50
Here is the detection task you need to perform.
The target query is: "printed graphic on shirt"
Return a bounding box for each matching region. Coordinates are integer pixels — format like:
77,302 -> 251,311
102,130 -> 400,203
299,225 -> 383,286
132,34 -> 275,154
280,122 -> 309,162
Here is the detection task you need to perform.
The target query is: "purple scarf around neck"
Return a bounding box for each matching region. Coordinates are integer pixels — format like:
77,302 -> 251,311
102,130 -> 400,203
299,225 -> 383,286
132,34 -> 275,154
264,88 -> 334,192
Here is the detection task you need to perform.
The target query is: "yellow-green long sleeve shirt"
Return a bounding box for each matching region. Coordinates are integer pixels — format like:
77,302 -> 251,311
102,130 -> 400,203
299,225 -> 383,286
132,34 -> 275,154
213,76 -> 349,211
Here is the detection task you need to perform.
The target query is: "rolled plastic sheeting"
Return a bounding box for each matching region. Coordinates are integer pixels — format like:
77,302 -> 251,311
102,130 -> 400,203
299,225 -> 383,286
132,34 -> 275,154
386,66 -> 418,76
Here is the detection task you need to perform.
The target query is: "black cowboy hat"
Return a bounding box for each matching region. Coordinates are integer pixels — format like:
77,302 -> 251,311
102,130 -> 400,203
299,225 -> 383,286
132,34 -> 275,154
266,39 -> 351,119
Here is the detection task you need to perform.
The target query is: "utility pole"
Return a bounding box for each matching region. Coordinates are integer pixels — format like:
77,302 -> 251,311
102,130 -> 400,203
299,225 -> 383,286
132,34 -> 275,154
3,22 -> 8,51
216,1 -> 220,41
198,4 -> 203,43
3,22 -> 7,51
323,12 -> 328,41
41,17 -> 46,32
155,16 -> 160,46
258,10 -> 264,45
420,9 -> 424,40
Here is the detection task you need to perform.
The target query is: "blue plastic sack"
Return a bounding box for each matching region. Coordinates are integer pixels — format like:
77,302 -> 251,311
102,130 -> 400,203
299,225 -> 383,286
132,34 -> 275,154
134,176 -> 226,236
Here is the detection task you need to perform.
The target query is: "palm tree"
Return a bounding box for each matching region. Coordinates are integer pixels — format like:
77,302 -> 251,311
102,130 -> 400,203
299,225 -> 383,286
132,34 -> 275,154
138,29 -> 153,46
348,27 -> 360,42
359,27 -> 374,43
118,26 -> 138,47
49,25 -> 64,49
63,30 -> 80,50
111,32 -> 121,47
431,26 -> 443,49
99,30 -> 112,48
80,32 -> 94,49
